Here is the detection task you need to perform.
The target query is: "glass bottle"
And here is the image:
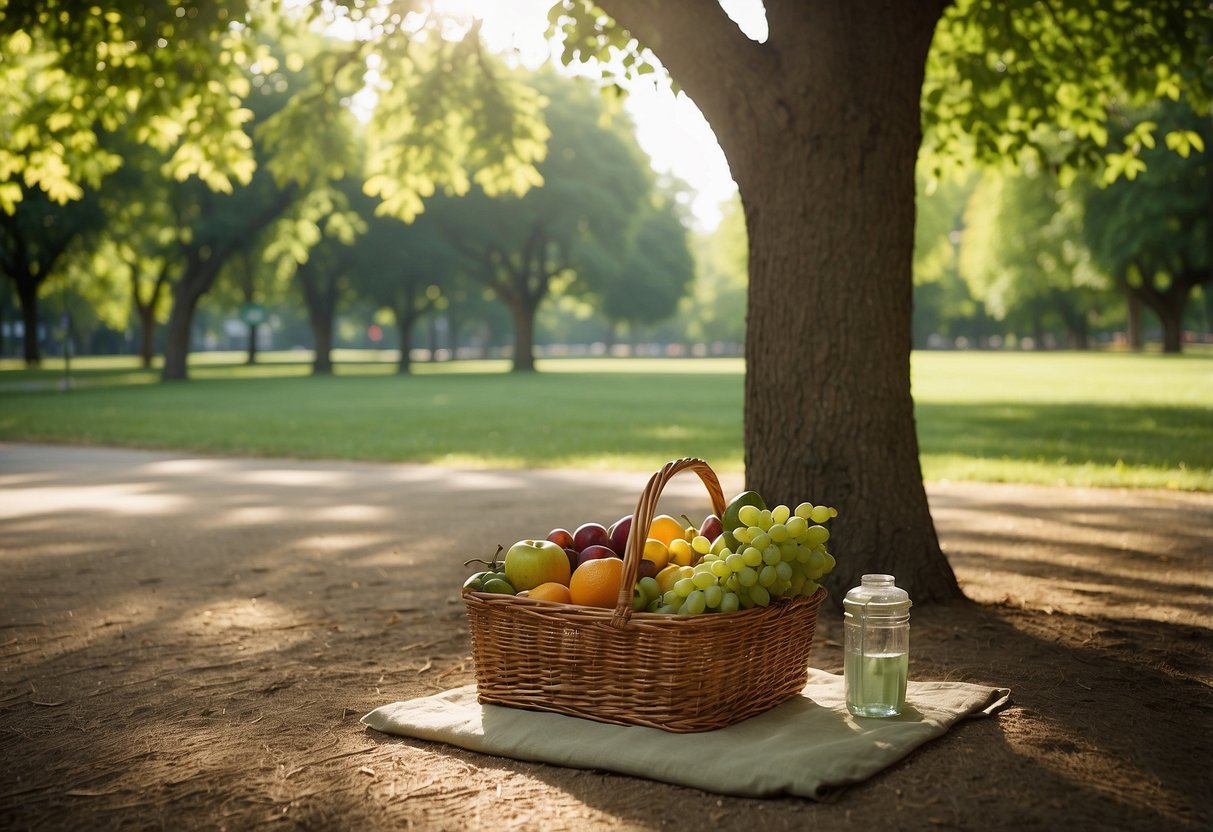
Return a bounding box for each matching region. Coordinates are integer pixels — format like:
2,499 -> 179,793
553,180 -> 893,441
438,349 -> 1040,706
844,574 -> 911,718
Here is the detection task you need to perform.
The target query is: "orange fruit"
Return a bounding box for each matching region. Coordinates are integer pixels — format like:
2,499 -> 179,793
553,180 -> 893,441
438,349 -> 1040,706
527,582 -> 572,604
569,557 -> 625,608
648,514 -> 689,548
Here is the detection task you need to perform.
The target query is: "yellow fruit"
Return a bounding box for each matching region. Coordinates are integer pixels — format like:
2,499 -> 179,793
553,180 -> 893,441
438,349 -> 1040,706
668,537 -> 694,566
655,564 -> 682,594
647,514 -> 687,548
642,538 -> 670,570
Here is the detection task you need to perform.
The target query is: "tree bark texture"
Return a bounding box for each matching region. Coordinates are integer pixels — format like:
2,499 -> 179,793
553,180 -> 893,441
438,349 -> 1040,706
602,0 -> 961,605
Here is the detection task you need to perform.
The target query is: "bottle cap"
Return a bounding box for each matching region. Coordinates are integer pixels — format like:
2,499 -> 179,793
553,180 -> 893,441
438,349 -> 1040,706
843,574 -> 911,616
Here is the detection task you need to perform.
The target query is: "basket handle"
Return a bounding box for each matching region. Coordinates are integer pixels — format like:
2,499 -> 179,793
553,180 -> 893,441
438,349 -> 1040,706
611,458 -> 728,627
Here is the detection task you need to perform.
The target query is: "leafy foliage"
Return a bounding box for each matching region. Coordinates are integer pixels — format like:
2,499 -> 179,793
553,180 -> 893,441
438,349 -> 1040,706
922,0 -> 1213,182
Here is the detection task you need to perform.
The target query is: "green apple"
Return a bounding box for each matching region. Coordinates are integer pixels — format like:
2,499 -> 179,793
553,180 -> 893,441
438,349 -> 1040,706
504,538 -> 571,591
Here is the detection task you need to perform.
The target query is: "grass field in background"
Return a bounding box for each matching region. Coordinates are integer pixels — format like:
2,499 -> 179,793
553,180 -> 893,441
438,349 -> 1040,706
1,350 -> 1210,490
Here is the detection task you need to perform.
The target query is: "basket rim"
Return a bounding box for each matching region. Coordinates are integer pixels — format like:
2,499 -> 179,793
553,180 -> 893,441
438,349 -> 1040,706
463,585 -> 828,629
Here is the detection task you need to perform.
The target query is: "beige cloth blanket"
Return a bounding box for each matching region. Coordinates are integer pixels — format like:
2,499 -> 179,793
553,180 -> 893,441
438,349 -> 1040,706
362,668 -> 1010,799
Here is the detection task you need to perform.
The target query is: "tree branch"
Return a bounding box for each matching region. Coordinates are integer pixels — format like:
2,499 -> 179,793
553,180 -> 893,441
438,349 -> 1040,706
595,0 -> 772,116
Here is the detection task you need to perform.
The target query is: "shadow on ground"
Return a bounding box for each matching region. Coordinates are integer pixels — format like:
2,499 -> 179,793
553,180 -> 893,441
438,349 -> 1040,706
1,444 -> 1209,830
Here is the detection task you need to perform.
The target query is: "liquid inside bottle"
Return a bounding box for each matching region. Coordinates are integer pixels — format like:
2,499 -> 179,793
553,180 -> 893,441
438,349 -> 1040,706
844,574 -> 911,718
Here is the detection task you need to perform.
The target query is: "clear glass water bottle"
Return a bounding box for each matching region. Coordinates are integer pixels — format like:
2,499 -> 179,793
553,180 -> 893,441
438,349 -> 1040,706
844,574 -> 911,718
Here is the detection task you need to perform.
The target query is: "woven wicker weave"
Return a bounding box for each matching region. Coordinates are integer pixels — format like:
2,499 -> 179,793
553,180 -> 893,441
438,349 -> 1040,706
462,457 -> 827,733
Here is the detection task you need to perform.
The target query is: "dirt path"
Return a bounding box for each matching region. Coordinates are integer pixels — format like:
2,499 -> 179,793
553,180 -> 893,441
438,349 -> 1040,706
1,443 -> 1210,831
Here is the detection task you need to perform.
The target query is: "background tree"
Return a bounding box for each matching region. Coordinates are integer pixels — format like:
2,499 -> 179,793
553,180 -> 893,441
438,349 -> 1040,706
1079,100 -> 1211,354
0,184 -> 104,365
911,174 -> 987,348
432,72 -> 654,371
348,199 -> 463,374
261,184 -> 366,375
958,169 -> 1105,349
680,197 -> 748,353
595,195 -> 696,344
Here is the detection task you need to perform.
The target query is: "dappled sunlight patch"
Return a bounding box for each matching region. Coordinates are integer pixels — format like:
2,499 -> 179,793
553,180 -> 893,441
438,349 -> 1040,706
309,504 -> 393,524
176,597 -> 311,649
0,483 -> 187,518
241,468 -> 357,488
222,505 -> 295,525
143,457 -> 245,476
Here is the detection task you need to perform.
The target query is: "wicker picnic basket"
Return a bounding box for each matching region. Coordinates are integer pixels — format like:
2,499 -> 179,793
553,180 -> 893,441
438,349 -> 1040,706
462,457 -> 828,733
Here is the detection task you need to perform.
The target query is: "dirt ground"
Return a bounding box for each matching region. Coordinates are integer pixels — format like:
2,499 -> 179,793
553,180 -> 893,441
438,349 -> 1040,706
1,442 -> 1210,831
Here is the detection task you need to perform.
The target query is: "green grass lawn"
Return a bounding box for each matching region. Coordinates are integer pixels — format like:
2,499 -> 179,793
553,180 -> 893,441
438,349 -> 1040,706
1,350 -> 1210,490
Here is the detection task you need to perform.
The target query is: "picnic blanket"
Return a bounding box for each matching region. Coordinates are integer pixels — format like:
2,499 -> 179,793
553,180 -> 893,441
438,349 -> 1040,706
362,668 -> 1010,799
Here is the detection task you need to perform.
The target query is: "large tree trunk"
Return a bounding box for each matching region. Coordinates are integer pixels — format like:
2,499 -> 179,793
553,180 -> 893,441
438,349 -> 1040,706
393,298 -> 418,375
137,304 -> 157,369
297,264 -> 337,375
311,315 -> 334,374
508,295 -> 538,372
246,323 -> 259,365
1158,305 -> 1183,354
15,273 -> 41,366
606,0 -> 961,606
162,254 -> 223,381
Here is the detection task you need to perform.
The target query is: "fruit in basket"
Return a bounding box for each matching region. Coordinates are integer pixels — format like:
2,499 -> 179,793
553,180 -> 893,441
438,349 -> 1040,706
546,528 -> 575,550
503,538 -> 572,591
641,537 -> 670,570
667,537 -> 695,566
607,514 -> 633,556
631,493 -> 839,616
527,582 -> 572,603
647,514 -> 689,548
699,514 -> 724,544
569,557 -> 624,608
722,492 -> 761,538
462,571 -> 491,591
481,576 -> 516,594
572,522 -> 611,552
576,544 -> 617,568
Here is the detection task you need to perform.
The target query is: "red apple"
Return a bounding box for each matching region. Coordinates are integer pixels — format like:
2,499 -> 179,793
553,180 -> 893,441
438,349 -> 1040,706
563,547 -> 579,572
576,544 -> 617,568
637,558 -> 659,580
547,528 -> 575,550
607,514 -> 633,556
573,522 -> 610,553
699,514 -> 723,543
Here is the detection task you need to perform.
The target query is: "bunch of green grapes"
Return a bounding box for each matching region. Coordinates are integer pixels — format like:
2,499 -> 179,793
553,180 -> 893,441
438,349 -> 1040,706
646,502 -> 837,615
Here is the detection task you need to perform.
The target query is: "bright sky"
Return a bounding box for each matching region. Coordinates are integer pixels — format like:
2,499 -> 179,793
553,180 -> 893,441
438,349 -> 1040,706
430,0 -> 767,231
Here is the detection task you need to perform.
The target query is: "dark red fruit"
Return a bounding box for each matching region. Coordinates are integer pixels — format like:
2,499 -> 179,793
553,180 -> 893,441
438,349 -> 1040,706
547,528 -> 575,550
576,544 -> 617,568
572,522 -> 610,553
607,514 -> 633,556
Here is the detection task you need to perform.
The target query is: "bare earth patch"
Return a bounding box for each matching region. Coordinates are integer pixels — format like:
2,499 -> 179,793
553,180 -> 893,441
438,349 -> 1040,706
1,444 -> 1209,831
